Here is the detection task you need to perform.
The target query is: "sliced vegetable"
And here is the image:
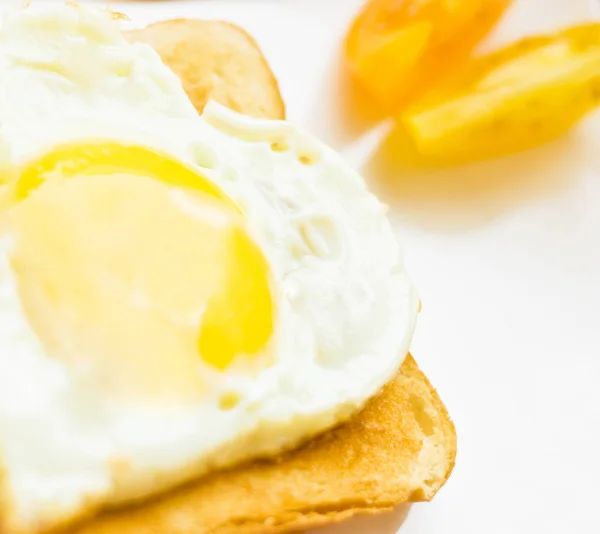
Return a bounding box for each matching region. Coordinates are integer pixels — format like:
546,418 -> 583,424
345,0 -> 513,112
399,23 -> 600,164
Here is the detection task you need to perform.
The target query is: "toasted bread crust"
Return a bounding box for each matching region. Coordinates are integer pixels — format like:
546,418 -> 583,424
126,19 -> 285,120
69,355 -> 456,534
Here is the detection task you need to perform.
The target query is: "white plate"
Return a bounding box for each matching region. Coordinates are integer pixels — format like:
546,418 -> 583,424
93,0 -> 600,532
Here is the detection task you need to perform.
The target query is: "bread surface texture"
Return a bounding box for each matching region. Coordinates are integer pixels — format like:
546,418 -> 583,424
126,19 -> 285,119
69,355 -> 456,534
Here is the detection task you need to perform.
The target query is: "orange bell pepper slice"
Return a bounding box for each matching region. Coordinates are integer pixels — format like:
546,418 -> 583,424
345,0 -> 513,112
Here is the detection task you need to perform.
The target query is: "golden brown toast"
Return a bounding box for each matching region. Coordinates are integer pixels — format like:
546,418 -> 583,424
126,20 -> 285,120
66,19 -> 456,534
70,355 -> 455,534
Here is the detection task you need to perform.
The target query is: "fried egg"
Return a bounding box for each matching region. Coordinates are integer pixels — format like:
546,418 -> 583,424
0,5 -> 418,534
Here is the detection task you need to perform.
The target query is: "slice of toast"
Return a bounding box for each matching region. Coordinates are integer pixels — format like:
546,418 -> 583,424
126,20 -> 285,120
70,355 -> 456,534
67,20 -> 456,534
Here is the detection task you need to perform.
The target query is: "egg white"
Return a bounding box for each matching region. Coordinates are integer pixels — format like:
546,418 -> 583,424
0,5 -> 418,533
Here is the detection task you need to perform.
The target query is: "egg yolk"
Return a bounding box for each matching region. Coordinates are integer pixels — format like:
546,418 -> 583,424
8,142 -> 274,402
13,141 -> 231,204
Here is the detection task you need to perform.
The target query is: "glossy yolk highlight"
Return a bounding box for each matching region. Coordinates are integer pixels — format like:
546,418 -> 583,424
8,143 -> 274,402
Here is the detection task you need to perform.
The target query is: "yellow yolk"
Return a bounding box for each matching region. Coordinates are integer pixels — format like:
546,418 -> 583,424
14,141 -> 232,204
7,143 -> 274,402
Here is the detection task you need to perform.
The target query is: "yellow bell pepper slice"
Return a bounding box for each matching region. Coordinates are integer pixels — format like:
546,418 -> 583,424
400,23 -> 600,164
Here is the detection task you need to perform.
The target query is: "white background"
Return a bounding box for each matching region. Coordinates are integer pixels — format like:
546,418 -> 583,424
86,0 -> 600,532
